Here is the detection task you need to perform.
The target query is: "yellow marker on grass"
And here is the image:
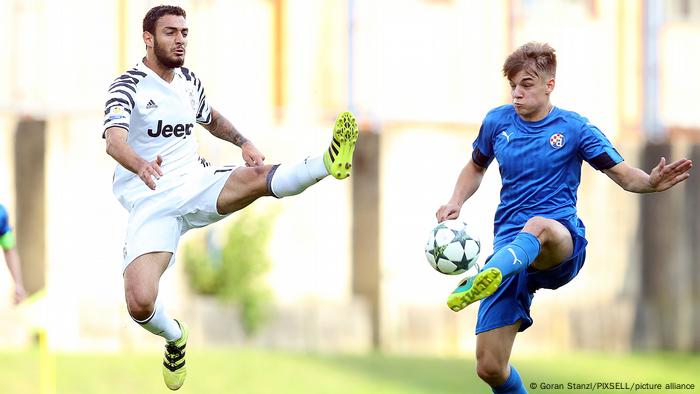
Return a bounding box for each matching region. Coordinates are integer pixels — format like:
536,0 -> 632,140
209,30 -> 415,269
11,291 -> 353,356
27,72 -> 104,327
21,289 -> 55,394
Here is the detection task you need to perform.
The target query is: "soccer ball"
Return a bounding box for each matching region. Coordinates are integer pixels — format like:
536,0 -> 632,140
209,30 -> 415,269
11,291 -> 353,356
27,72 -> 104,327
424,219 -> 480,275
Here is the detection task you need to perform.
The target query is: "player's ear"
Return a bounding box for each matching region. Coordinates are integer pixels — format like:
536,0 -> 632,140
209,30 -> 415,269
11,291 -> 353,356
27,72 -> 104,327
545,78 -> 555,95
143,31 -> 153,49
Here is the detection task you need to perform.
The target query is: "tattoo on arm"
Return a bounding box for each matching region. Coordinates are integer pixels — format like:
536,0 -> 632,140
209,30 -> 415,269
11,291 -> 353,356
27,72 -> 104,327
207,109 -> 249,147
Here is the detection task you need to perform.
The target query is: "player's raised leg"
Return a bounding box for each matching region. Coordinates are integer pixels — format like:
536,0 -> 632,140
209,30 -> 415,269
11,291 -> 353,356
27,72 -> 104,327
216,112 -> 359,214
476,322 -> 527,394
448,216 -> 573,312
124,252 -> 189,390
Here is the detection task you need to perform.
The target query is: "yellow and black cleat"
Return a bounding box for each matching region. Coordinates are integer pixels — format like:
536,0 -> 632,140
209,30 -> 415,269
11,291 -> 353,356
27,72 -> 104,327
162,320 -> 189,390
323,111 -> 359,180
446,268 -> 502,312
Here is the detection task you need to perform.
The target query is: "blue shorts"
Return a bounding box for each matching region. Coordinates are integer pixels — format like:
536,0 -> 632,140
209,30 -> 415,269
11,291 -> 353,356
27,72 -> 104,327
475,219 -> 588,334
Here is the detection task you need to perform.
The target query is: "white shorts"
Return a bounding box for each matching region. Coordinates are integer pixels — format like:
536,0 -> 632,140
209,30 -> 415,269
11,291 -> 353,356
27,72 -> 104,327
119,165 -> 239,272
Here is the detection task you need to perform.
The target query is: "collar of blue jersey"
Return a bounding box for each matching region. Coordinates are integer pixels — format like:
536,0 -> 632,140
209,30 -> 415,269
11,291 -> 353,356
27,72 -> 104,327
513,105 -> 560,130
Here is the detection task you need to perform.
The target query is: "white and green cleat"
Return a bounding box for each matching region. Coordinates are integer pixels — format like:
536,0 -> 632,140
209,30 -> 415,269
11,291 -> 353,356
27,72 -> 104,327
162,320 -> 188,390
446,267 -> 503,312
324,111 -> 359,180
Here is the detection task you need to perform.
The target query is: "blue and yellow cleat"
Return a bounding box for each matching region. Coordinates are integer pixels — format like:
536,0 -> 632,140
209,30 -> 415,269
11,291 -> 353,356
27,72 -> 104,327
162,320 -> 188,390
323,112 -> 359,180
446,268 -> 503,312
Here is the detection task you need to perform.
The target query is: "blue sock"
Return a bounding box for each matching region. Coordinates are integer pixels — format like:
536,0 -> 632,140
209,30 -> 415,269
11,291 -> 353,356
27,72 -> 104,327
483,232 -> 540,279
492,365 -> 527,394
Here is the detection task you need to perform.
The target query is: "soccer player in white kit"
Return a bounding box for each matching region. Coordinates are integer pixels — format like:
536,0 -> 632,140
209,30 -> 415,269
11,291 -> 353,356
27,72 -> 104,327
103,5 -> 358,390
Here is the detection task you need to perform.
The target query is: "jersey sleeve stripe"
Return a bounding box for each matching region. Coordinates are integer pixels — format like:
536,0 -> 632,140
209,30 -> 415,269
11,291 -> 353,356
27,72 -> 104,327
109,89 -> 135,108
109,80 -> 136,91
109,82 -> 137,93
180,67 -> 192,81
198,111 -> 212,125
110,68 -> 145,87
105,97 -> 131,109
197,97 -> 208,118
112,75 -> 139,85
126,69 -> 147,78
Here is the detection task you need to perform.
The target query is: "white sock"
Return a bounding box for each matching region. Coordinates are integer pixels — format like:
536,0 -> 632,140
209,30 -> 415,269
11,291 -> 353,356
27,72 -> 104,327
133,299 -> 182,342
268,155 -> 328,198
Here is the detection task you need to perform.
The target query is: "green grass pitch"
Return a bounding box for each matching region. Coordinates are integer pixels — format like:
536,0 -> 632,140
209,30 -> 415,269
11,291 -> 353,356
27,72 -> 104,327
1,349 -> 698,393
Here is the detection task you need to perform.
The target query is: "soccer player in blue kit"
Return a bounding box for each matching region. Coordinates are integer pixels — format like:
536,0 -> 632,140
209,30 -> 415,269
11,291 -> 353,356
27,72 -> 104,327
0,203 -> 26,305
436,42 -> 693,394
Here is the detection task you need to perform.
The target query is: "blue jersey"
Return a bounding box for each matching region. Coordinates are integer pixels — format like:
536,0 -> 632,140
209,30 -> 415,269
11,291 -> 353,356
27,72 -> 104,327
0,204 -> 10,236
472,105 -> 623,250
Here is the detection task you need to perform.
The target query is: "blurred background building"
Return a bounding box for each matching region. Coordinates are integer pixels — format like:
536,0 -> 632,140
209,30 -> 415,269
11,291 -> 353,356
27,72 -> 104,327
0,0 -> 698,355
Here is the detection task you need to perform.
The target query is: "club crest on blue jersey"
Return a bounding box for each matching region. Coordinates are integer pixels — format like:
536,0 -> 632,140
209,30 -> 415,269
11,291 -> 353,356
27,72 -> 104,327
549,133 -> 565,149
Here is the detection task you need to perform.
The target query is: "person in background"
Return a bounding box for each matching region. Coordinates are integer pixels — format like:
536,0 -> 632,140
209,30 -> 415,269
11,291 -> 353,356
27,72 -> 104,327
0,203 -> 27,305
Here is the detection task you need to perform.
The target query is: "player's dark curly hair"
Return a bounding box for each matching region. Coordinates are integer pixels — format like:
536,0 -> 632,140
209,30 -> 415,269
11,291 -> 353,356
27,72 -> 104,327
143,5 -> 186,34
502,42 -> 557,80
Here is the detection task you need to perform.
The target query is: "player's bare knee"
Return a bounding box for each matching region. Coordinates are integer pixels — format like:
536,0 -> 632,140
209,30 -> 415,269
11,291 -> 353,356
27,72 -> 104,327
125,291 -> 156,321
236,165 -> 273,196
524,216 -> 561,245
245,165 -> 268,179
523,216 -> 548,236
252,165 -> 272,194
127,301 -> 155,321
476,354 -> 509,385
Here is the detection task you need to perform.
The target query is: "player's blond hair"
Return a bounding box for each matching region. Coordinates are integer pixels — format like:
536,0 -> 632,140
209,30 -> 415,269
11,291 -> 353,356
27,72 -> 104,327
502,42 -> 557,80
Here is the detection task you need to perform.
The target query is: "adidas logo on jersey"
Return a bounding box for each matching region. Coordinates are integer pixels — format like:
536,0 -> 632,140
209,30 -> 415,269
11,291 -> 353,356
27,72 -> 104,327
147,120 -> 194,138
146,99 -> 158,109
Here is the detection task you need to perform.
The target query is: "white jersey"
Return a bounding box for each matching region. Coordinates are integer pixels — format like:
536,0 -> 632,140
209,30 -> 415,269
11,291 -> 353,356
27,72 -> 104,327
103,60 -> 213,209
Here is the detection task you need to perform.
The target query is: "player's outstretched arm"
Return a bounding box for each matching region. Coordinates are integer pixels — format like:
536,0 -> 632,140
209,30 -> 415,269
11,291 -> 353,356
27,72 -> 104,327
436,160 -> 487,222
104,127 -> 163,190
3,247 -> 26,304
603,157 -> 693,193
202,108 -> 265,167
